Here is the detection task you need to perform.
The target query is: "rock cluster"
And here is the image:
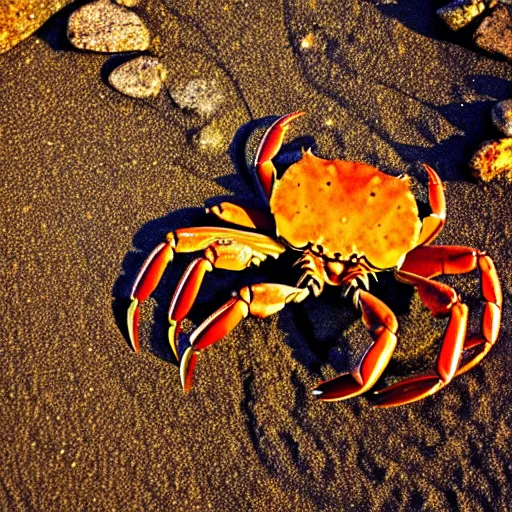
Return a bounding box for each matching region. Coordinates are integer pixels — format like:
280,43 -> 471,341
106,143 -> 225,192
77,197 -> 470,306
65,1 -> 224,147
65,0 -> 171,100
437,0 -> 512,60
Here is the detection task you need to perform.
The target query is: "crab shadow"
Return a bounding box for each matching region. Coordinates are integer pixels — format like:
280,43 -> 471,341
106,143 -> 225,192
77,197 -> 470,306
112,115 -> 418,382
111,115 -> 317,364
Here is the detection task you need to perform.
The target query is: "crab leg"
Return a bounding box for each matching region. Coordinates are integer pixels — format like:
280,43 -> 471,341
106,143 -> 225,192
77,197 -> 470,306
416,164 -> 446,246
127,227 -> 285,354
400,245 -> 502,375
167,257 -> 212,360
372,271 -> 469,407
254,111 -> 305,201
180,283 -> 310,391
207,202 -> 275,230
312,290 -> 398,401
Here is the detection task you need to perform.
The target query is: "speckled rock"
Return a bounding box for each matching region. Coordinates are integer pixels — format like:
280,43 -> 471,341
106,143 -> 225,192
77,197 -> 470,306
67,0 -> 150,53
170,79 -> 225,118
437,0 -> 486,31
0,0 -> 73,53
109,56 -> 166,98
474,5 -> 512,60
470,138 -> 512,181
492,99 -> 512,136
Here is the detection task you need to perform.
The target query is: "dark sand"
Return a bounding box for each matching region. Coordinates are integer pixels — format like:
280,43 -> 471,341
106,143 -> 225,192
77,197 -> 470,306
1,1 -> 511,510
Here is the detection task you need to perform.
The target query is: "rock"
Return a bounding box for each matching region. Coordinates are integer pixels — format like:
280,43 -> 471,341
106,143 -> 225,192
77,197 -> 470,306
470,138 -> 512,181
492,99 -> 512,136
474,5 -> 512,60
171,79 -> 224,118
109,56 -> 166,98
113,0 -> 141,7
0,0 -> 73,54
437,0 -> 486,31
67,0 -> 150,53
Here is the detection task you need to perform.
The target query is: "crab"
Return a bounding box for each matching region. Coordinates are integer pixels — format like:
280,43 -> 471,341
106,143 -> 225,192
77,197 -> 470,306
126,112 -> 502,407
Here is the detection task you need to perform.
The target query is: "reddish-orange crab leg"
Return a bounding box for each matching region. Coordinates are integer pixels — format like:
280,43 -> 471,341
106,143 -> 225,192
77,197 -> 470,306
206,202 -> 275,231
254,111 -> 305,201
400,245 -> 502,376
312,290 -> 398,401
372,271 -> 469,407
167,257 -> 212,360
180,283 -> 310,391
416,164 -> 446,246
128,242 -> 175,353
127,227 -> 285,354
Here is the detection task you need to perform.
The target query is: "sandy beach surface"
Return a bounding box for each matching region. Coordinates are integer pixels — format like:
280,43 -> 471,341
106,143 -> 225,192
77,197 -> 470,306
1,0 -> 511,510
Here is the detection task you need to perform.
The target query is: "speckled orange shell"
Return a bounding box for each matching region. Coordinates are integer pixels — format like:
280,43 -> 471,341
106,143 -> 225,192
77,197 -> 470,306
270,151 -> 422,269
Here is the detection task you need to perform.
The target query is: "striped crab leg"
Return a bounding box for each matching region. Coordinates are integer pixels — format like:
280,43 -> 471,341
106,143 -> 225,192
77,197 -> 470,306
312,290 -> 398,401
127,227 -> 285,356
372,270 -> 470,407
179,283 -> 310,391
399,245 -> 502,376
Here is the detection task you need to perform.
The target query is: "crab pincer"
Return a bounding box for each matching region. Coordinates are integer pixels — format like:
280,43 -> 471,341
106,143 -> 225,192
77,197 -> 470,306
254,111 -> 305,200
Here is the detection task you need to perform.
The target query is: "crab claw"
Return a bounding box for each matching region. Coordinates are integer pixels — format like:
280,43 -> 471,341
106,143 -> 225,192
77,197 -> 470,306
254,111 -> 305,200
127,241 -> 175,352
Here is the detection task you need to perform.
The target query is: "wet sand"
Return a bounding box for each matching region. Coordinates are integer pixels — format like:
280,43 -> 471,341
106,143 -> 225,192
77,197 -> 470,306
1,1 -> 511,510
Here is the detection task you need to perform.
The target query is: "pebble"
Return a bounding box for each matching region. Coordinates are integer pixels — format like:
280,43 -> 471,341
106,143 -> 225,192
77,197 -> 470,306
470,138 -> 512,181
109,56 -> 166,98
473,5 -> 512,60
492,100 -> 512,136
437,0 -> 486,31
170,79 -> 224,118
67,0 -> 150,53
